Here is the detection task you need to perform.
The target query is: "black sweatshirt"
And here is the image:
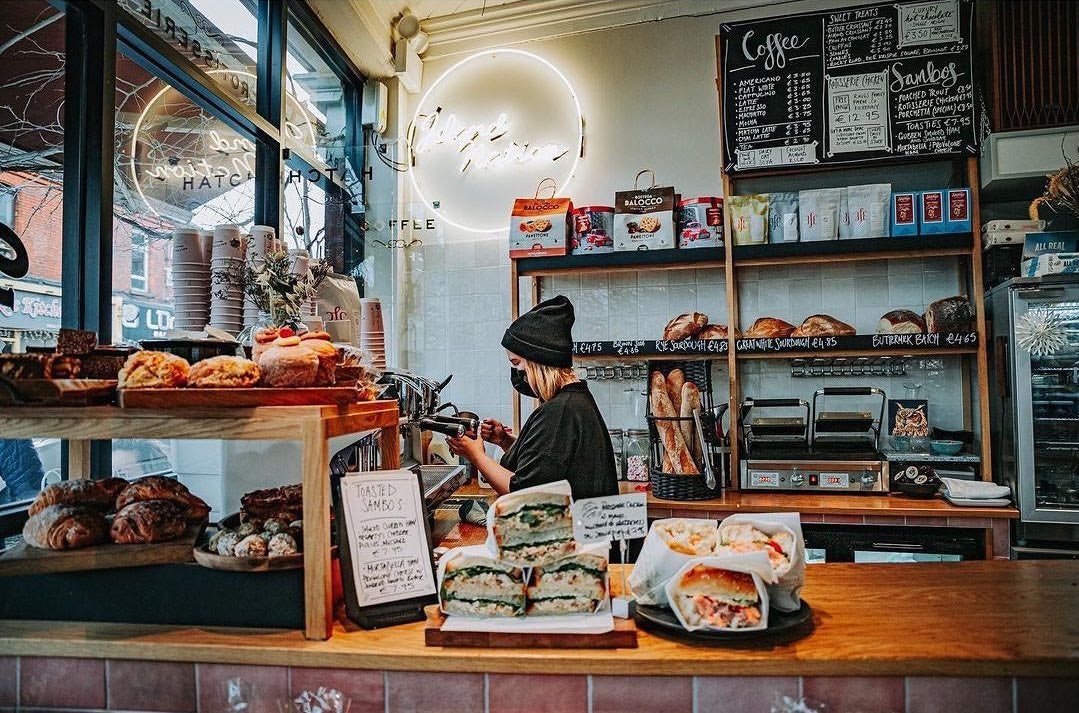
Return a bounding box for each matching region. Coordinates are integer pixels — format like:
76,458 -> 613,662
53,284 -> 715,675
500,381 -> 620,500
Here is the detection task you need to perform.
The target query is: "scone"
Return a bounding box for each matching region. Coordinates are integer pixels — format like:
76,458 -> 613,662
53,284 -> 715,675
188,355 -> 260,388
258,335 -> 319,387
118,351 -> 190,388
299,331 -> 338,385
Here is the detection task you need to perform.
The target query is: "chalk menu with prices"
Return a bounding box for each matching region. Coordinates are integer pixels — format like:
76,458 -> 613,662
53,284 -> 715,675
721,0 -> 978,172
338,470 -> 437,625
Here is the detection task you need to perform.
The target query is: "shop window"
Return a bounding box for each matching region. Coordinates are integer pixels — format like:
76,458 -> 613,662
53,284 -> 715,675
130,232 -> 149,292
0,189 -> 13,228
117,0 -> 260,109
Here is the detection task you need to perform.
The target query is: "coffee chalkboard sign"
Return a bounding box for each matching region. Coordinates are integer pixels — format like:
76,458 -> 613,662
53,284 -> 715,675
336,469 -> 438,629
720,0 -> 978,172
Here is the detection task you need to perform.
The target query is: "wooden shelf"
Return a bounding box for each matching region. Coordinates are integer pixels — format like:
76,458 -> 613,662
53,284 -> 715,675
733,233 -> 973,267
514,246 -> 724,277
736,346 -> 977,360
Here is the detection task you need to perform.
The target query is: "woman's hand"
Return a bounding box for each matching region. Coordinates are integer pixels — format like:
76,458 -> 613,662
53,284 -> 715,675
447,433 -> 487,463
480,418 -> 515,450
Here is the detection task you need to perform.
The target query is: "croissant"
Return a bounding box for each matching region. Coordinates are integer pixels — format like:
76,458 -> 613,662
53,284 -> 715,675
115,476 -> 210,522
110,500 -> 188,544
28,477 -> 129,516
22,505 -> 109,550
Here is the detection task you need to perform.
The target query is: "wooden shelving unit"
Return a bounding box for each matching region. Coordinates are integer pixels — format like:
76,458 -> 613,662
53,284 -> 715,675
0,401 -> 401,641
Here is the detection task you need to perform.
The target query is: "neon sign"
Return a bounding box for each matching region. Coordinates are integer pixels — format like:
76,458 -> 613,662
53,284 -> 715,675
412,111 -> 569,174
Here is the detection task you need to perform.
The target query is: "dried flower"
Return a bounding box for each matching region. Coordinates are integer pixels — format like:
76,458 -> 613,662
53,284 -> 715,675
1031,162 -> 1079,221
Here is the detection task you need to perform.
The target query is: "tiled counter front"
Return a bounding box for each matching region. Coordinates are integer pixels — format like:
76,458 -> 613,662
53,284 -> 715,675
2,657 -> 1077,713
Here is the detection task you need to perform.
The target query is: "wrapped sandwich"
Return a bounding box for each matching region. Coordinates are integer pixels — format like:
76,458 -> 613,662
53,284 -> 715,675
716,513 -> 805,612
527,551 -> 609,615
439,548 -> 526,618
489,481 -> 575,566
628,518 -> 718,605
665,552 -> 774,632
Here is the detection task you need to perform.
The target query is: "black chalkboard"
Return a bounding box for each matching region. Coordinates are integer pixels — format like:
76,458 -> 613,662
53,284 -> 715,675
720,0 -> 978,173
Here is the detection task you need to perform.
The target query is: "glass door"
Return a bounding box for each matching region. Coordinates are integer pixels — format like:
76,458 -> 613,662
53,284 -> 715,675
1013,285 -> 1079,524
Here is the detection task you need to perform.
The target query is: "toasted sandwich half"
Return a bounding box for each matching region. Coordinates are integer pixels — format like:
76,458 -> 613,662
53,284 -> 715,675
526,552 -> 608,615
493,491 -> 574,566
671,565 -> 763,630
440,555 -> 526,618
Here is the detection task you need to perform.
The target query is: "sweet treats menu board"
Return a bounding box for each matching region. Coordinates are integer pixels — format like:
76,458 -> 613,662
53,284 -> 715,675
720,0 -> 978,172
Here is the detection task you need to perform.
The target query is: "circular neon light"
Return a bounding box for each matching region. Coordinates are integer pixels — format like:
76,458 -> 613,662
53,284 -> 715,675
129,69 -> 318,217
407,48 -> 584,234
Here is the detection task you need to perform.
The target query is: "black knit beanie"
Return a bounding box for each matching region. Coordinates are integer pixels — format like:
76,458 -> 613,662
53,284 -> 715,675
501,295 -> 575,367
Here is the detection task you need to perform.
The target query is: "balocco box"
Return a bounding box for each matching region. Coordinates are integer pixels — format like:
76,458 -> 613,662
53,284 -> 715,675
509,197 -> 572,258
614,184 -> 677,251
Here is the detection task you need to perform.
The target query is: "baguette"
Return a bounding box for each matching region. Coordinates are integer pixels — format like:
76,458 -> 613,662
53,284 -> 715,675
662,452 -> 674,474
649,371 -> 698,474
667,369 -> 685,414
680,382 -> 702,461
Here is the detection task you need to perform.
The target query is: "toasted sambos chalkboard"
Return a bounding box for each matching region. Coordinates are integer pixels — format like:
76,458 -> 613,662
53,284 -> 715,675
720,0 -> 978,172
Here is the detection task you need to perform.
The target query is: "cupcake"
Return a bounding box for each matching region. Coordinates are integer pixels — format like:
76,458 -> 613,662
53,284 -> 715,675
257,335 -> 319,387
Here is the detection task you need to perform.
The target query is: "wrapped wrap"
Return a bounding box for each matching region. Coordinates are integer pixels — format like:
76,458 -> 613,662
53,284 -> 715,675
627,518 -> 718,605
716,512 -> 805,612
664,552 -> 775,632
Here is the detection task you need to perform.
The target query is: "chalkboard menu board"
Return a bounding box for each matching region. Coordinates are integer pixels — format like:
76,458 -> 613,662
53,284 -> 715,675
721,0 -> 978,172
336,470 -> 438,629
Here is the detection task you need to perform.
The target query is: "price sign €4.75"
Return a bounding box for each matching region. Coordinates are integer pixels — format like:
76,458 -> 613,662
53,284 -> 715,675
0,222 -> 30,310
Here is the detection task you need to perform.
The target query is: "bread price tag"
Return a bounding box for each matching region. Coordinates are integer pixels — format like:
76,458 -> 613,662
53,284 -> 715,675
571,493 -> 648,544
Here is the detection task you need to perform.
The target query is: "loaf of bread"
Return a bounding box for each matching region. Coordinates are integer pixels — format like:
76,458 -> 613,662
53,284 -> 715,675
663,313 -> 708,341
118,351 -> 190,388
697,324 -> 733,340
115,476 -> 210,522
680,382 -> 702,462
666,369 -> 685,415
924,296 -> 974,334
649,371 -> 698,475
791,314 -> 856,337
28,477 -> 129,516
188,355 -> 260,388
877,309 -> 927,335
744,317 -> 796,339
110,500 -> 188,544
22,504 -> 109,550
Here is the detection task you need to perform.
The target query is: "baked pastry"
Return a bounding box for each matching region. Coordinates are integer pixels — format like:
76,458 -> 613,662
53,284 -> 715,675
241,483 -> 303,523
791,314 -> 856,337
670,565 -> 763,630
80,348 -> 133,379
110,500 -> 188,544
214,531 -> 241,555
663,312 -> 708,341
697,324 -> 733,340
0,354 -> 51,380
679,381 -> 702,462
441,554 -> 526,617
118,350 -> 190,388
257,335 -> 319,387
268,532 -> 298,556
234,534 -> 268,557
924,295 -> 974,333
877,309 -> 927,334
251,327 -> 281,364
56,328 -> 97,355
526,552 -> 608,615
188,355 -> 260,388
29,477 -> 129,516
492,491 -> 575,566
115,475 -> 210,522
22,504 -> 109,550
649,371 -> 698,474
299,332 -> 338,385
744,317 -> 796,339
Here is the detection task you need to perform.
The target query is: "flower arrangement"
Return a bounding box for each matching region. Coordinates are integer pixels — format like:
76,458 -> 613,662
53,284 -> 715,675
1030,161 -> 1079,221
241,251 -> 332,327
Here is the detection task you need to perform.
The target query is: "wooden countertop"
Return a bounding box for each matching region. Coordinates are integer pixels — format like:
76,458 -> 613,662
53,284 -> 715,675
2,561 -> 1075,676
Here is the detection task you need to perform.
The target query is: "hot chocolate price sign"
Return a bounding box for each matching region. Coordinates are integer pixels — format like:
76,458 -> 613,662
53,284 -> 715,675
721,0 -> 978,172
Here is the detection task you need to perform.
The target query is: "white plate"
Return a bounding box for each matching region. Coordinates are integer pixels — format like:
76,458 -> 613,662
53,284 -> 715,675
943,494 -> 1012,507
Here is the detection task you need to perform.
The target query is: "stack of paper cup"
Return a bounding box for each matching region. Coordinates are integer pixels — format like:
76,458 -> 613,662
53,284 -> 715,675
171,227 -> 210,331
244,225 -> 276,329
209,224 -> 246,334
359,297 -> 386,369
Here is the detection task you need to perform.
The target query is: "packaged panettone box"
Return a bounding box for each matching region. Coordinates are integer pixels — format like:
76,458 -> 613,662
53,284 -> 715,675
509,178 -> 572,258
614,170 -> 677,251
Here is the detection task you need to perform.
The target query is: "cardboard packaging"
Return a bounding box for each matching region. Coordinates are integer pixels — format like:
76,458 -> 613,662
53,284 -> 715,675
918,190 -> 948,235
891,192 -> 918,236
509,178 -> 572,258
614,170 -> 677,251
946,188 -> 972,233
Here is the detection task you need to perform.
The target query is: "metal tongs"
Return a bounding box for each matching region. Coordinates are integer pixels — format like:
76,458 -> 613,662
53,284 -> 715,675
692,408 -> 716,490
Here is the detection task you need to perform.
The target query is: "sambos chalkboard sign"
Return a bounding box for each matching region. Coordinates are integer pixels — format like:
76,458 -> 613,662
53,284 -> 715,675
0,222 -> 30,310
720,0 -> 978,172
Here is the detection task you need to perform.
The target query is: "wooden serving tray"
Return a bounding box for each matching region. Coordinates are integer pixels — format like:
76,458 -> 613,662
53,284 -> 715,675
118,386 -> 360,408
424,608 -> 638,648
0,378 -> 117,406
0,520 -> 206,577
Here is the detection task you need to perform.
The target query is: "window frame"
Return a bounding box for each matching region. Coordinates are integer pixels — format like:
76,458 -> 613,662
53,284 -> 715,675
30,0 -> 368,479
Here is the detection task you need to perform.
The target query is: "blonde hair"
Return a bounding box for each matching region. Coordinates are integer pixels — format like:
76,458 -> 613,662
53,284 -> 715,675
522,359 -> 578,402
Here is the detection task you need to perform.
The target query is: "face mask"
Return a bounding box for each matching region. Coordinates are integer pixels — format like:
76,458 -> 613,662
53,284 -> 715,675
510,367 -> 538,399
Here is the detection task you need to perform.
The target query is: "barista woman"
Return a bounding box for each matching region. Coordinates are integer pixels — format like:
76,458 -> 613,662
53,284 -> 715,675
447,295 -> 619,500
